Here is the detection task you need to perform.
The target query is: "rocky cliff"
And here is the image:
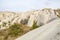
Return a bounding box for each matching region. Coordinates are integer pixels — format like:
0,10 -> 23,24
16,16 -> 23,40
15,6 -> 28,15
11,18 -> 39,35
0,8 -> 60,30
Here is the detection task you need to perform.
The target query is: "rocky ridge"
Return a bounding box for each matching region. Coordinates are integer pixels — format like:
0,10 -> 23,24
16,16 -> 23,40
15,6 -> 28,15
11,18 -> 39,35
0,8 -> 60,30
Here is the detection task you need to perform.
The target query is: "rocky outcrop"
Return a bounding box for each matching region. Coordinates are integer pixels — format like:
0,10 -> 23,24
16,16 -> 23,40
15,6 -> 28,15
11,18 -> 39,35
15,18 -> 60,40
27,8 -> 58,27
0,8 -> 60,30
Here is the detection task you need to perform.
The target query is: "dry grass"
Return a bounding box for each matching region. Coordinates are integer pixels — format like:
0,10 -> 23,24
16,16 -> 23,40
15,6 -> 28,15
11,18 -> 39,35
0,23 -> 31,40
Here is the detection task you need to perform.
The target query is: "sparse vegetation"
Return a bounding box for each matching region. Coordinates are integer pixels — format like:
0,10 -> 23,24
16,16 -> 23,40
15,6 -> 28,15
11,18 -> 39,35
8,23 -> 23,37
0,9 -> 60,40
3,23 -> 23,40
20,19 -> 28,25
32,21 -> 38,30
0,23 -> 31,40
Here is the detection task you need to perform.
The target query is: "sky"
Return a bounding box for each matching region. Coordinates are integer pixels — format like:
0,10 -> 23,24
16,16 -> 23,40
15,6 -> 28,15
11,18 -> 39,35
0,0 -> 60,12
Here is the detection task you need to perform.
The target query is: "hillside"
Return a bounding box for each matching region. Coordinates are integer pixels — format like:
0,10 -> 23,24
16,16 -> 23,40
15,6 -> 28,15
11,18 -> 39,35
0,8 -> 60,40
16,18 -> 60,40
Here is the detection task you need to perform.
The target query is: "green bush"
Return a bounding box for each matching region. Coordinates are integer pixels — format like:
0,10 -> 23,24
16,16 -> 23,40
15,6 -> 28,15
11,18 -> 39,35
8,23 -> 23,37
32,21 -> 38,29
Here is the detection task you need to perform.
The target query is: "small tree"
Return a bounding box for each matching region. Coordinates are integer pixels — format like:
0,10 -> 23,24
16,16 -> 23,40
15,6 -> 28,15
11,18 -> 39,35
32,21 -> 38,29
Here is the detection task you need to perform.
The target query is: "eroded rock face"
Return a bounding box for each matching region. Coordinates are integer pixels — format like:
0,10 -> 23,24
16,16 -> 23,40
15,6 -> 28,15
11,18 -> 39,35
15,19 -> 60,40
0,9 -> 60,40
27,8 -> 58,27
0,12 -> 21,30
0,8 -> 60,29
55,9 -> 60,18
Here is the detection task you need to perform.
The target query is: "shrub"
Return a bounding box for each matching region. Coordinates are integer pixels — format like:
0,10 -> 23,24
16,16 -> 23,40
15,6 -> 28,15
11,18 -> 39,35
32,21 -> 38,29
20,19 -> 28,25
8,23 -> 23,37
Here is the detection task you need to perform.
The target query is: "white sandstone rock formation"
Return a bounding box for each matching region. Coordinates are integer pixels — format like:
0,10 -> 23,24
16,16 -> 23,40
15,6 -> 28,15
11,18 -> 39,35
27,9 -> 58,27
0,8 -> 60,30
15,18 -> 60,40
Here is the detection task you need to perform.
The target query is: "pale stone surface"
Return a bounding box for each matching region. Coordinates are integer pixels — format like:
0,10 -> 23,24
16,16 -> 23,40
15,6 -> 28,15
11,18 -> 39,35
27,9 -> 58,27
0,8 -> 59,30
15,18 -> 60,40
0,8 -> 60,40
